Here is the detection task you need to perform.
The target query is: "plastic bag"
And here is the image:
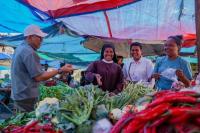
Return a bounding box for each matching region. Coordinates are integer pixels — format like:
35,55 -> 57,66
92,118 -> 113,133
171,81 -> 185,90
161,68 -> 177,81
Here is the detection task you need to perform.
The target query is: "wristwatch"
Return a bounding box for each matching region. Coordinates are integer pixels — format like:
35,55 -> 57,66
57,68 -> 63,74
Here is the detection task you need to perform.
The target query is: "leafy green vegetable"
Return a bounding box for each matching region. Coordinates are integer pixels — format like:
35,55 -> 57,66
0,111 -> 35,129
105,84 -> 154,111
59,88 -> 94,125
39,84 -> 74,100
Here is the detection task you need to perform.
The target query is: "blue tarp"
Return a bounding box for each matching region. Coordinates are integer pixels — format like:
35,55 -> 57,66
147,55 -> 197,64
0,0 -> 53,33
0,66 -> 10,70
0,22 -> 95,54
0,22 -> 99,65
0,53 -> 12,60
0,0 -> 195,41
180,46 -> 196,54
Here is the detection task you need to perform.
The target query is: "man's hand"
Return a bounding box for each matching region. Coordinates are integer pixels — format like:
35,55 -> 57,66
60,64 -> 74,73
34,64 -> 74,82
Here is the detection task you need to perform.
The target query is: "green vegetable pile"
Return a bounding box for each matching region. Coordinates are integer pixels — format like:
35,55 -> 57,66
106,83 -> 154,111
39,83 -> 74,100
0,83 -> 154,132
0,111 -> 35,129
58,84 -> 154,126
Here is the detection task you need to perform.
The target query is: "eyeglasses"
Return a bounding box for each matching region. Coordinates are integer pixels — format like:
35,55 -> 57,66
31,35 -> 43,41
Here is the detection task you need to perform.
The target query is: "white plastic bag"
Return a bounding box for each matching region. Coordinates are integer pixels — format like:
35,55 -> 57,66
161,68 -> 177,81
92,118 -> 113,133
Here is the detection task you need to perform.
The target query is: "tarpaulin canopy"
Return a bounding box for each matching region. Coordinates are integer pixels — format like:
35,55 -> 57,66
0,0 -> 195,41
0,22 -> 95,54
182,34 -> 196,47
21,0 -> 195,40
22,0 -> 139,18
0,22 -> 99,65
180,46 -> 196,56
147,55 -> 197,64
0,0 -> 53,33
40,52 -> 99,67
0,53 -> 12,60
83,36 -> 164,57
0,66 -> 10,70
0,0 -> 196,63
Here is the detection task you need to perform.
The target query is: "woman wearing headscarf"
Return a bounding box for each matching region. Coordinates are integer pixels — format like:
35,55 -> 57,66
151,36 -> 193,90
85,43 -> 124,94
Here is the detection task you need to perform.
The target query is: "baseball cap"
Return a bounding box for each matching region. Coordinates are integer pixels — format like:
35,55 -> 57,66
24,24 -> 47,37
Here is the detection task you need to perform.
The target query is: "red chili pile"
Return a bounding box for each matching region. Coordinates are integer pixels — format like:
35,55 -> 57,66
111,90 -> 200,133
2,120 -> 62,133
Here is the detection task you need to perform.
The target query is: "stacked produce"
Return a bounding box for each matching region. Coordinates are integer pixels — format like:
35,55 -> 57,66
106,83 -> 154,111
1,120 -> 62,133
0,112 -> 36,130
0,84 -> 154,132
111,90 -> 200,133
51,84 -> 154,132
39,84 -> 74,100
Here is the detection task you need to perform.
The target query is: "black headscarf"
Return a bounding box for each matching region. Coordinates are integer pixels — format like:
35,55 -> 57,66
100,43 -> 117,63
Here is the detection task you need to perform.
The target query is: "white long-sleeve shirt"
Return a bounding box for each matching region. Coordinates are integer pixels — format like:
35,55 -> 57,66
123,57 -> 154,82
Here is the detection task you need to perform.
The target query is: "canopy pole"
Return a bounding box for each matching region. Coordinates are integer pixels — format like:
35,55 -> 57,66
195,0 -> 200,73
103,11 -> 113,38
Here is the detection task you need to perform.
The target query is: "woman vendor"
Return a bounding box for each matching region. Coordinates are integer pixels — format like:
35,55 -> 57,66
151,36 -> 193,90
85,43 -> 124,94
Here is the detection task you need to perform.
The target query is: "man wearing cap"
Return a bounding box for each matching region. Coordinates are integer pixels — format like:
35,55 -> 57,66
11,25 -> 74,112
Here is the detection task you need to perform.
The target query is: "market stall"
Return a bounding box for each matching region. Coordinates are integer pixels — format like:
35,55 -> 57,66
0,83 -> 154,132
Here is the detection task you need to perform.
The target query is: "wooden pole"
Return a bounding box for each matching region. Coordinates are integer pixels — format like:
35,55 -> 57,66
103,11 -> 113,38
195,0 -> 200,73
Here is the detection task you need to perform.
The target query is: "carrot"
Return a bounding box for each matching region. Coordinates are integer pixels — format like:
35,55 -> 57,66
147,96 -> 197,108
151,126 -> 156,133
23,120 -> 39,133
138,128 -> 144,133
169,113 -> 190,124
150,115 -> 169,128
194,117 -> 200,126
137,103 -> 170,122
175,124 -> 184,133
123,103 -> 170,133
154,90 -> 172,98
166,107 -> 191,117
144,125 -> 152,133
123,120 -> 145,133
154,90 -> 198,98
110,112 -> 135,133
42,123 -> 53,131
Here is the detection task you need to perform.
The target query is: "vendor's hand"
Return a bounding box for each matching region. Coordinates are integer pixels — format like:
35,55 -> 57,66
61,64 -> 74,73
175,69 -> 185,79
95,74 -> 102,86
151,73 -> 161,80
